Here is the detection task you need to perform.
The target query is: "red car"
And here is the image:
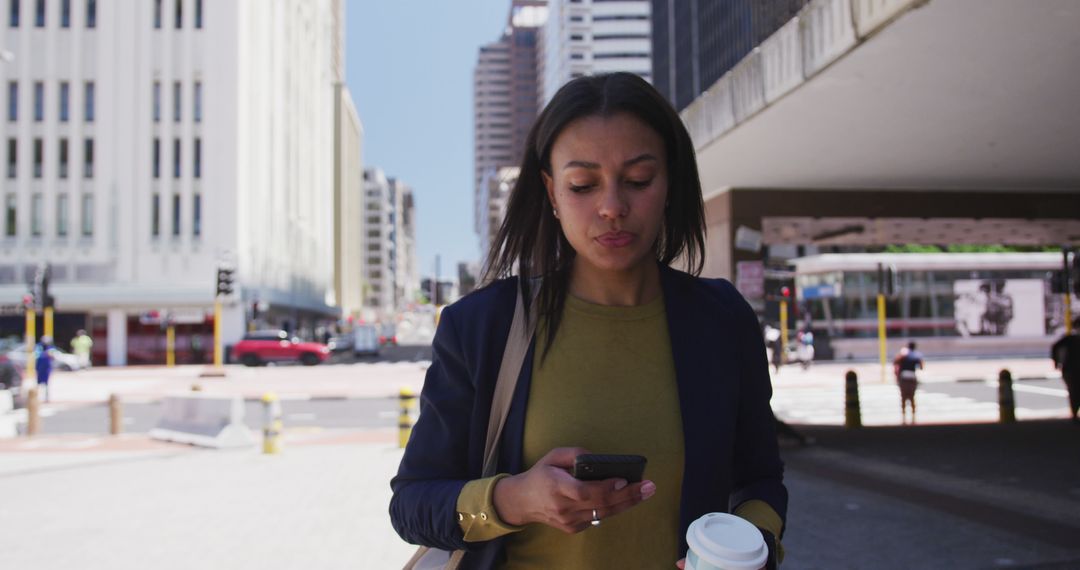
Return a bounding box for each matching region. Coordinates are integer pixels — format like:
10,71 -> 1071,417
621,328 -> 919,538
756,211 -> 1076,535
233,330 -> 331,367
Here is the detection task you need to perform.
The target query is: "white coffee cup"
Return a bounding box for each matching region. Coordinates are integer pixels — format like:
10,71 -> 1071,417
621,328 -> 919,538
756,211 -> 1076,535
685,512 -> 768,570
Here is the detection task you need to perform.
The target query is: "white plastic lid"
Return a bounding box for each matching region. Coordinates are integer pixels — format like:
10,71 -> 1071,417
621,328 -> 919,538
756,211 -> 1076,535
686,513 -> 769,570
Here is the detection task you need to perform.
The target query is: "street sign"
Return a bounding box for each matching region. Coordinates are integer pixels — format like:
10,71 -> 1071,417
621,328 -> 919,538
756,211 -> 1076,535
735,226 -> 763,253
736,261 -> 765,299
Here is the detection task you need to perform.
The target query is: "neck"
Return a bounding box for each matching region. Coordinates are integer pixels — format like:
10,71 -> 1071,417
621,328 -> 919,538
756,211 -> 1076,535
568,259 -> 662,306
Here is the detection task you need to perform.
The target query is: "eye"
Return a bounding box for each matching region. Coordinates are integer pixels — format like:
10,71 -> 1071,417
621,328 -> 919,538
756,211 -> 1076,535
626,179 -> 653,189
569,183 -> 594,193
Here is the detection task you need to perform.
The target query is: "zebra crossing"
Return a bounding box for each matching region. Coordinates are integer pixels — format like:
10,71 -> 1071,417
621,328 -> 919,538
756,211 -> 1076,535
770,382 -> 1067,426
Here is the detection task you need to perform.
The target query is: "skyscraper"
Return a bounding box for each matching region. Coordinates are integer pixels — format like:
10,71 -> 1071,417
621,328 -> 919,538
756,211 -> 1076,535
473,1 -> 546,259
539,0 -> 652,106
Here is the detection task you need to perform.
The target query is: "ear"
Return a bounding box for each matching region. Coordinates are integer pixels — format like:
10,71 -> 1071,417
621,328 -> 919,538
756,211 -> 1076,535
541,170 -> 556,208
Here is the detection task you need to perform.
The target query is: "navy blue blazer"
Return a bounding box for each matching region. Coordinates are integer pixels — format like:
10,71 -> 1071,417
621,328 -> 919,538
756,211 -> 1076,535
390,265 -> 787,569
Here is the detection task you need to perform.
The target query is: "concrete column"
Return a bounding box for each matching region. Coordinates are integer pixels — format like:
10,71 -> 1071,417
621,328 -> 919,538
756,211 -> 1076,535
107,309 -> 128,366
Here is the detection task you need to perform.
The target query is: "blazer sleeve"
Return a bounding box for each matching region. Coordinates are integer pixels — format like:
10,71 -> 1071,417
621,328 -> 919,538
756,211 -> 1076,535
722,281 -> 789,529
389,306 -> 478,551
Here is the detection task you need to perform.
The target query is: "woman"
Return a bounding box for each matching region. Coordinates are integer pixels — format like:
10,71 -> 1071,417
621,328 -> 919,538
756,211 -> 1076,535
391,73 -> 787,569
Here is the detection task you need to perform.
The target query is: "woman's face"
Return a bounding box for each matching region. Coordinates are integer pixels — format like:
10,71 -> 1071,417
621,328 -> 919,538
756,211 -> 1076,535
543,113 -> 668,275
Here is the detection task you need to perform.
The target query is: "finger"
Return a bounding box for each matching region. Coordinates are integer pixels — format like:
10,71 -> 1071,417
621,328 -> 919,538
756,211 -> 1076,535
588,479 -> 656,508
541,447 -> 591,469
675,558 -> 686,569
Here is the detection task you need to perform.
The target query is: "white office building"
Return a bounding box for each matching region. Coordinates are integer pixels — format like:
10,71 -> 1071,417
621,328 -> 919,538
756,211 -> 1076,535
361,167 -> 416,319
539,0 -> 652,105
0,0 -> 351,365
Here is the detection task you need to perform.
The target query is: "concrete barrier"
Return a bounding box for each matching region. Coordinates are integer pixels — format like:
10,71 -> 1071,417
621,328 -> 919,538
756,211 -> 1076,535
0,390 -> 15,438
150,393 -> 256,449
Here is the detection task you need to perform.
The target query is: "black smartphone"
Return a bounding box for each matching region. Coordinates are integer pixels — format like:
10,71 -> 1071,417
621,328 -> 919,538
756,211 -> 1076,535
572,454 -> 647,483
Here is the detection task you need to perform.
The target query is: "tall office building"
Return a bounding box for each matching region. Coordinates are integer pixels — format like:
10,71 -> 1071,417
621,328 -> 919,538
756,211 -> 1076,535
0,0 -> 357,364
538,0 -> 652,106
473,1 -> 545,260
361,167 -> 416,318
650,0 -> 806,110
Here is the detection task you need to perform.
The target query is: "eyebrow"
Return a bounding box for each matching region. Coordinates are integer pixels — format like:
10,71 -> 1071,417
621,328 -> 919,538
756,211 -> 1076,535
561,153 -> 659,171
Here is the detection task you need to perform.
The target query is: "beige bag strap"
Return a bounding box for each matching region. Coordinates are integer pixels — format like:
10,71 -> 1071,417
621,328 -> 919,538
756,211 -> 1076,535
482,280 -> 535,477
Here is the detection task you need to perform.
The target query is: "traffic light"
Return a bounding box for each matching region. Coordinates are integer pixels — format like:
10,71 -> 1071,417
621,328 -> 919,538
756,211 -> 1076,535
216,267 -> 235,296
780,286 -> 791,300
877,263 -> 898,297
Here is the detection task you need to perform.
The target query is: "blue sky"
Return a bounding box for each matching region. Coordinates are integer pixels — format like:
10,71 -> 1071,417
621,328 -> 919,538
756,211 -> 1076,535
347,1 -> 511,282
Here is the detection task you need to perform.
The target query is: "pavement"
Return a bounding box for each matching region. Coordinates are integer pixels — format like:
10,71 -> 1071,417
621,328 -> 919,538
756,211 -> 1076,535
2,354 -> 1078,569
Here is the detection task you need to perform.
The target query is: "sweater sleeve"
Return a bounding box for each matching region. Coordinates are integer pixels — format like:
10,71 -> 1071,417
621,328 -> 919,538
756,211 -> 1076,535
457,474 -> 526,541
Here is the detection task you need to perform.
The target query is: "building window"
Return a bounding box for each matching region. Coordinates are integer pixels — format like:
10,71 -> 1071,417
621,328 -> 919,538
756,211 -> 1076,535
56,193 -> 68,236
152,137 -> 160,178
80,193 -> 93,236
172,138 -> 180,178
194,0 -> 201,28
33,81 -> 43,121
60,0 -> 69,27
174,0 -> 181,29
30,193 -> 42,236
153,0 -> 161,28
171,193 -> 180,236
9,0 -> 18,27
7,81 -> 15,121
83,137 -> 93,178
32,138 -> 42,178
34,0 -> 43,27
173,81 -> 181,122
84,81 -> 94,122
193,81 -> 201,122
4,194 -> 15,236
5,138 -> 14,178
193,138 -> 200,178
85,0 -> 94,28
192,193 -> 201,237
58,138 -> 67,178
59,81 -> 69,122
153,81 -> 161,122
151,193 -> 160,237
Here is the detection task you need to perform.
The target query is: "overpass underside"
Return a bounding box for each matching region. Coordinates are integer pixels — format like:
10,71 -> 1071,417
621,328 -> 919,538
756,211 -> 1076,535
685,0 -> 1080,280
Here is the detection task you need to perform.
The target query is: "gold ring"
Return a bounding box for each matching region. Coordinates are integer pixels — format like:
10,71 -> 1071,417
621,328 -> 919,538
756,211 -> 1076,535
591,509 -> 601,527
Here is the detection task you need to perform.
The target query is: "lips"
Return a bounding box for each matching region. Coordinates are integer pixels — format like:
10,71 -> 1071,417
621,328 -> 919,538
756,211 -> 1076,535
596,231 -> 635,248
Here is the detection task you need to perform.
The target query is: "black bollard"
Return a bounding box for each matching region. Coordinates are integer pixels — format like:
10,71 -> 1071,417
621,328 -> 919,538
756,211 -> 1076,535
845,370 -> 861,428
998,369 -> 1016,424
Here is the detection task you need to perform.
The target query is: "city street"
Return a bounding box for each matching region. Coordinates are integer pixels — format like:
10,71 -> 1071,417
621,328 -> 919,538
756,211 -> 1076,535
2,353 -> 1078,569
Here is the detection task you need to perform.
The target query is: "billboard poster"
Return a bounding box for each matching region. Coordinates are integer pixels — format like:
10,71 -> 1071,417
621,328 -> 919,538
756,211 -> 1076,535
954,279 -> 1044,337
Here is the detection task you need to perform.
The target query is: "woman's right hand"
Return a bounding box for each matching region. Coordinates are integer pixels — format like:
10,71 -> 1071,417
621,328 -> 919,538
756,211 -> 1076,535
492,447 -> 656,534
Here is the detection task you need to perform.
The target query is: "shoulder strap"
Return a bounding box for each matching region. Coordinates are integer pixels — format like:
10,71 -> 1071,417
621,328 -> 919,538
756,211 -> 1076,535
481,280 -> 535,477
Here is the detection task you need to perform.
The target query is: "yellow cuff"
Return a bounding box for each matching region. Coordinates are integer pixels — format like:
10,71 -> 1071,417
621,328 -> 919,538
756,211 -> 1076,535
734,499 -> 785,564
456,474 -> 525,542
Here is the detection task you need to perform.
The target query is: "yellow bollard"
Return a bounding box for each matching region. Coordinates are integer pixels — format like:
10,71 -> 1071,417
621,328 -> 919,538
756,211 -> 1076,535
998,369 -> 1016,424
166,325 -> 176,368
844,370 -> 862,429
26,388 -> 40,436
262,392 -> 282,455
109,394 -> 123,435
25,308 -> 36,380
399,387 -> 418,448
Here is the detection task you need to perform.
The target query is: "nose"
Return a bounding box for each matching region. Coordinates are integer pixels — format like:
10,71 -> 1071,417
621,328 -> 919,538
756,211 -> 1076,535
597,182 -> 628,220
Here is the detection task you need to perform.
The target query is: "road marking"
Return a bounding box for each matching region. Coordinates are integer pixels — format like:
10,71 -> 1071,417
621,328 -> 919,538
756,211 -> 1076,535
1007,383 -> 1069,398
377,411 -> 398,419
287,413 -> 316,421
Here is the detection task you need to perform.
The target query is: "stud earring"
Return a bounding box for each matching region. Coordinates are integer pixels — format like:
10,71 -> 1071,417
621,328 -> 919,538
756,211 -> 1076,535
553,208 -> 558,218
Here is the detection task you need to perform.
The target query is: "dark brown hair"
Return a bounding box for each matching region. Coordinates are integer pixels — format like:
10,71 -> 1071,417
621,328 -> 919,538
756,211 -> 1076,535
482,72 -> 706,356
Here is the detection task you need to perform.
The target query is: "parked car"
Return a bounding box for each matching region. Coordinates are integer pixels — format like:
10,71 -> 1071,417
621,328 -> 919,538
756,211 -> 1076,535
4,343 -> 84,372
352,324 -> 381,358
327,335 -> 353,354
378,323 -> 398,347
232,330 -> 331,367
0,352 -> 24,409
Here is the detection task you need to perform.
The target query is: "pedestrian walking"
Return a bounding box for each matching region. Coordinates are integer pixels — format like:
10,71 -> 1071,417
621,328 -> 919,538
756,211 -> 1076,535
1051,317 -> 1080,424
391,73 -> 786,570
34,335 -> 55,402
70,329 -> 93,369
895,341 -> 924,424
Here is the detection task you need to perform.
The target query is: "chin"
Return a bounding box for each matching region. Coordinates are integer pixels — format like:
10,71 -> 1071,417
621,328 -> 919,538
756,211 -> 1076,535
580,248 -> 654,274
